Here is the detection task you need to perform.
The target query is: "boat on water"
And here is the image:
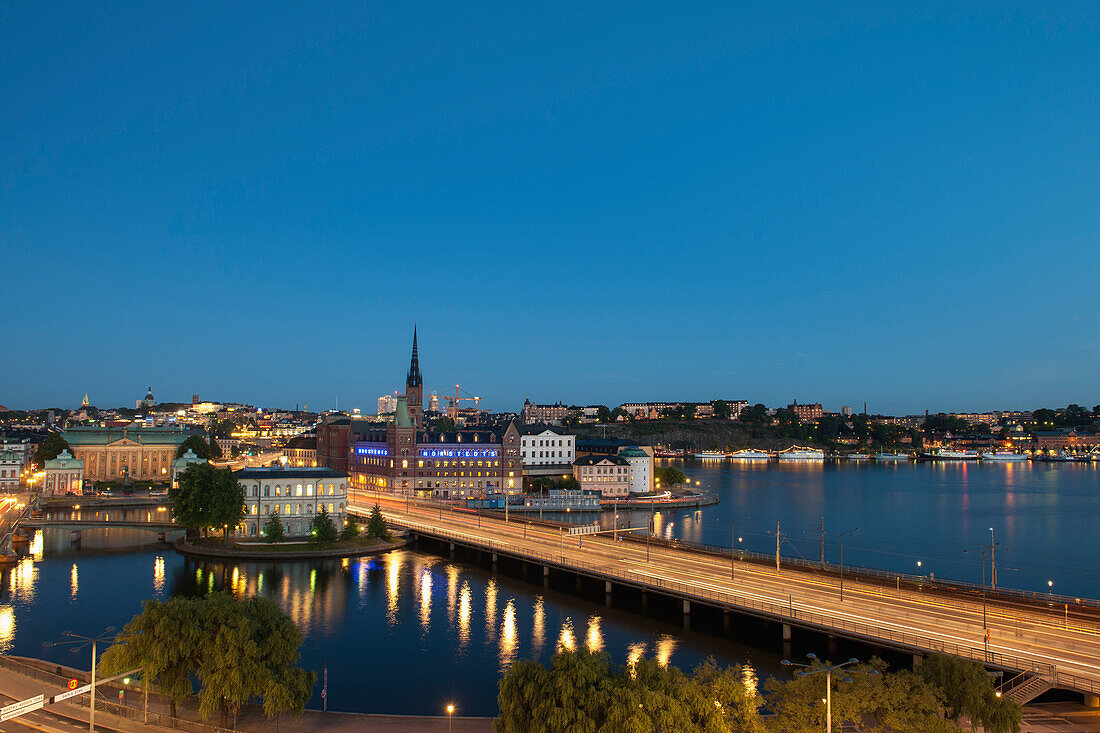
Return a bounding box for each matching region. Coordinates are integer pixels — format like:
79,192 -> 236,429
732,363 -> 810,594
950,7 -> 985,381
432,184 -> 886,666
979,452 -> 1029,462
777,446 -> 825,461
875,453 -> 909,461
729,449 -> 772,461
1034,452 -> 1076,463
920,449 -> 980,461
694,451 -> 728,461
842,453 -> 873,461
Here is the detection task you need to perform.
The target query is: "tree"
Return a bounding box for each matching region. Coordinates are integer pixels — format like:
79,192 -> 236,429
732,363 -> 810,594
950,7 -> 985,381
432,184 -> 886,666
713,400 -> 732,420
176,435 -> 214,460
432,416 -> 457,432
99,593 -> 315,727
739,404 -> 769,424
367,503 -> 391,541
555,475 -> 580,490
310,505 -> 338,543
655,466 -> 686,486
169,463 -> 245,542
263,512 -> 284,544
340,513 -> 359,541
596,405 -> 612,423
918,653 -> 1020,732
609,407 -> 629,422
33,433 -> 71,467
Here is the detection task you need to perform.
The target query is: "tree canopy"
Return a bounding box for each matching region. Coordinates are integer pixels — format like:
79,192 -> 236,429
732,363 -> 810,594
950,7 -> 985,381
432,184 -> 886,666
169,463 -> 245,541
654,466 -> 686,486
99,593 -> 315,726
310,505 -> 338,543
176,434 -> 218,460
918,654 -> 1021,732
367,504 -> 391,541
33,433 -> 71,466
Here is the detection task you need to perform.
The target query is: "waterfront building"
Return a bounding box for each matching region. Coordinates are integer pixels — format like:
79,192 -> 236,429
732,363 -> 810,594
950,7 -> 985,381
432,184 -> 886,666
234,466 -> 349,538
43,449 -> 83,496
521,487 -> 601,512
573,454 -> 630,498
0,450 -> 20,492
171,448 -> 206,489
282,435 -> 317,467
1033,427 -> 1100,452
788,401 -> 824,423
348,397 -> 522,501
520,426 -> 575,477
521,400 -> 570,425
64,426 -> 192,481
617,446 -> 654,495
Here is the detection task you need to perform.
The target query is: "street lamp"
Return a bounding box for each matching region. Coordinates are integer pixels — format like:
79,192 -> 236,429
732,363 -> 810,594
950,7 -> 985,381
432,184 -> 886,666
1048,580 -> 1054,596
730,514 -> 749,580
446,703 -> 455,733
780,654 -> 877,733
43,626 -> 118,733
836,528 -> 858,602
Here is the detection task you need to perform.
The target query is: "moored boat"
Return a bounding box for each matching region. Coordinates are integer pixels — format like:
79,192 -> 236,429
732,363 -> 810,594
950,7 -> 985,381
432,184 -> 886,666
694,451 -> 728,461
842,453 -> 873,460
729,449 -> 772,461
777,446 -> 825,461
979,452 -> 1028,462
920,449 -> 980,461
875,453 -> 909,461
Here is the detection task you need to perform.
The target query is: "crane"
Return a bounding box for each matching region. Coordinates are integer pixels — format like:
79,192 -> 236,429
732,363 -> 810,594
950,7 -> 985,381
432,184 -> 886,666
434,384 -> 481,420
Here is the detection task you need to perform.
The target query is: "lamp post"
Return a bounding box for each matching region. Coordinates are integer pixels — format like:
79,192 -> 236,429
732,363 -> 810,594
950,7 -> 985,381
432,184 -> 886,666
780,654 -> 876,733
446,703 -> 455,733
646,493 -> 654,562
43,626 -> 118,733
836,528 -> 858,602
730,514 -> 749,580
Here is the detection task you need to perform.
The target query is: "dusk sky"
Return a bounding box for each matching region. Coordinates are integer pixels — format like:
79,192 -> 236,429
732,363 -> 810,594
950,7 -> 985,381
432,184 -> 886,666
3,1 -> 1098,414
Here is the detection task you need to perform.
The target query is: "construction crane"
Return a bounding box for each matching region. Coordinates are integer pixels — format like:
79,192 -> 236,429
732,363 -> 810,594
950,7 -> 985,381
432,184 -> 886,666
435,384 -> 481,420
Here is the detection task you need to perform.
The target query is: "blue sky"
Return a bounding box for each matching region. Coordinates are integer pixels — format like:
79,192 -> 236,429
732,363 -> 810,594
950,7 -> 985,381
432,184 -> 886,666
2,1 -> 1098,414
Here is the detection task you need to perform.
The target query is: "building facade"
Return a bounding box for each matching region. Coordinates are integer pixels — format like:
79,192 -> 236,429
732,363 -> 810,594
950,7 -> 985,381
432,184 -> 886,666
0,450 -> 20,492
64,426 -> 191,482
171,448 -> 207,489
520,427 -> 575,471
235,467 -> 349,538
617,446 -> 654,495
789,401 -> 824,423
43,449 -> 84,496
521,400 -> 570,424
573,454 -> 630,498
282,435 -> 317,467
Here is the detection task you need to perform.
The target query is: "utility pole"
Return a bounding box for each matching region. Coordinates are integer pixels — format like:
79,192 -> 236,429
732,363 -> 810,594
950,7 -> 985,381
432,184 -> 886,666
812,515 -> 825,564
775,521 -> 781,572
730,514 -> 749,580
990,527 -> 997,589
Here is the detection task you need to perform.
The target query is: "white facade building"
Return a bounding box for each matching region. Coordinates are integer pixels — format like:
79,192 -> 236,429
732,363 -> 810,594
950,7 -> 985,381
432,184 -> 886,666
234,467 -> 349,538
43,449 -> 84,496
0,450 -> 20,492
520,428 -> 576,468
617,446 -> 654,495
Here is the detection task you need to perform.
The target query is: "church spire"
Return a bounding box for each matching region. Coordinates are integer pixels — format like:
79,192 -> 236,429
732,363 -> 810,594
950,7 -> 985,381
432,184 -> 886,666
406,326 -> 422,388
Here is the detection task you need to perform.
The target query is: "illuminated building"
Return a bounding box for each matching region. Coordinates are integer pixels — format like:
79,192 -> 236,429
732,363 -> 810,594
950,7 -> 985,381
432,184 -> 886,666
519,427 -> 575,474
171,448 -> 206,489
43,449 -> 83,496
521,400 -> 569,425
282,435 -> 317,467
0,449 -> 20,492
235,466 -> 349,538
573,454 -> 630,498
64,426 -> 191,481
617,446 -> 654,495
788,400 -> 824,423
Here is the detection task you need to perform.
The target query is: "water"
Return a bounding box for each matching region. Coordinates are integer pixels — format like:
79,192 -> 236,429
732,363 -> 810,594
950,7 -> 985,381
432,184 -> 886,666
584,460 -> 1099,599
0,533 -> 777,717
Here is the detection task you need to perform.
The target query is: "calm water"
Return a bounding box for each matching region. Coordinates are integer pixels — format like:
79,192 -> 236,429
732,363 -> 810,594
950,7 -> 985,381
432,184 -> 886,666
0,533 -> 777,716
585,460 -> 1100,599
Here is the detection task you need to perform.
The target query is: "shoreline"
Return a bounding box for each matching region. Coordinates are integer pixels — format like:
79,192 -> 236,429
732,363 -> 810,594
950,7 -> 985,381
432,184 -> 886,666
174,536 -> 407,561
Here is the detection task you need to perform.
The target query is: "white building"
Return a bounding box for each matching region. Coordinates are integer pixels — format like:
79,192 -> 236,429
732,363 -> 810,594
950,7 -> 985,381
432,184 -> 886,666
520,428 -> 575,471
234,467 -> 349,538
377,394 -> 398,415
617,446 -> 654,495
0,450 -> 20,492
43,449 -> 84,496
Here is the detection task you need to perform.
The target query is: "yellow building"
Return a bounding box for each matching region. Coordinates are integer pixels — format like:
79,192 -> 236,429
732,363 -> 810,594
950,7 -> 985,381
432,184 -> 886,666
63,426 -> 192,482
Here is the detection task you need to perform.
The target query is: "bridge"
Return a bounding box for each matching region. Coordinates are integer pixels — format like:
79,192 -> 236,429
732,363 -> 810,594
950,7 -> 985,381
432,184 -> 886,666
351,490 -> 1100,705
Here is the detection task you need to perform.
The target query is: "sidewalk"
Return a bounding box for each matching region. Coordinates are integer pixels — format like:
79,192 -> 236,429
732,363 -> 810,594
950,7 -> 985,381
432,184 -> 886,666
0,656 -> 494,732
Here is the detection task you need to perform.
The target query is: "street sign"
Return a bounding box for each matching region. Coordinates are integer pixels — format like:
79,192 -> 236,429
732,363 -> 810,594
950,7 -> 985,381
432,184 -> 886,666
1,694 -> 44,722
67,678 -> 79,690
52,683 -> 92,704
567,523 -> 600,536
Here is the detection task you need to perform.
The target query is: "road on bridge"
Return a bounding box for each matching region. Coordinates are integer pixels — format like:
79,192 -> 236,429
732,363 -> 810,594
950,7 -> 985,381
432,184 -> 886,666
353,491 -> 1100,696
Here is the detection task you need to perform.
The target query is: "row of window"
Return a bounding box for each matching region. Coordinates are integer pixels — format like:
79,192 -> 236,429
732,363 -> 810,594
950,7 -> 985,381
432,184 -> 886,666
248,482 -> 345,498
250,501 -> 344,516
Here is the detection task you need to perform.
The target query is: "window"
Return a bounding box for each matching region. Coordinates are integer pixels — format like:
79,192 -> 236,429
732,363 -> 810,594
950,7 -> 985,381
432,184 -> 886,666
307,484 -> 313,496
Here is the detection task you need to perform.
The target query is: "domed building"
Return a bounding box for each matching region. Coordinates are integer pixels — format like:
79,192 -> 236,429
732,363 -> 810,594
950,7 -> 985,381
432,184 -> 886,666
138,386 -> 156,409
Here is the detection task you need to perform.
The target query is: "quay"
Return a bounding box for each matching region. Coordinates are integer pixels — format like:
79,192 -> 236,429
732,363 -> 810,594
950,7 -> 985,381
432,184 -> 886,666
351,489 -> 1100,706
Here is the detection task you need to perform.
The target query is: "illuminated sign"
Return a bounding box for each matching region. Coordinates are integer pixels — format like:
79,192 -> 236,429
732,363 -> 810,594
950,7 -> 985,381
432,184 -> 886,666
421,449 -> 497,458
355,446 -> 388,456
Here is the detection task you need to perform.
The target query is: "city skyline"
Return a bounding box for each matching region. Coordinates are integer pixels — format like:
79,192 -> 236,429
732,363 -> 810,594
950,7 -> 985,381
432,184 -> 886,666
4,2 -> 1098,413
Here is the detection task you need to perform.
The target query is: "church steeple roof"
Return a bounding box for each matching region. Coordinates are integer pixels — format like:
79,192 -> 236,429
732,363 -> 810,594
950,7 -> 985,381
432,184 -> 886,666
406,327 -> 422,388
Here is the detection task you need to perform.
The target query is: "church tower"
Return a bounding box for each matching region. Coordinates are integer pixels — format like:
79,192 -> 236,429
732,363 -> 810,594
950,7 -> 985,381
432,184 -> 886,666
405,327 -> 424,428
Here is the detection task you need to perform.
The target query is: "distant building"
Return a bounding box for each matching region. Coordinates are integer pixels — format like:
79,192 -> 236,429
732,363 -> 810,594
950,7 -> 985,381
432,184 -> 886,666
521,400 -> 570,425
0,450 -> 20,492
788,401 -> 824,423
282,435 -> 317,467
841,406 -> 853,417
428,392 -> 440,413
64,426 -> 191,482
234,466 -> 349,538
43,449 -> 83,496
137,386 -> 156,409
1033,427 -> 1100,452
521,488 -> 601,512
573,454 -> 630,498
520,427 -> 575,477
619,402 -> 681,420
377,394 -> 398,415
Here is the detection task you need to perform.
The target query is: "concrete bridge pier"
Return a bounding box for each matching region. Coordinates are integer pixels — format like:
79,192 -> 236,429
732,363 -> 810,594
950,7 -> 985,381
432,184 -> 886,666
576,575 -> 583,593
448,541 -> 455,558
1085,694 -> 1099,708
828,635 -> 837,658
782,623 -> 792,642
543,565 -> 549,590
604,581 -> 613,608
70,530 -> 81,548
491,552 -> 497,569
723,610 -> 731,634
682,600 -> 691,630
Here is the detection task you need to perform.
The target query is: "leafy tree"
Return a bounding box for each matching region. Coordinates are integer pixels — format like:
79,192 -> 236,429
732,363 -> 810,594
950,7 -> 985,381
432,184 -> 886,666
367,503 -> 391,541
609,407 -> 629,422
33,433 -> 71,467
263,511 -> 284,543
176,435 -> 214,460
310,505 -> 338,543
340,513 -> 359,541
654,466 -> 686,486
918,653 -> 1020,732
1030,408 -> 1057,427
596,405 -> 612,423
432,416 -> 457,432
99,593 -> 315,727
739,404 -> 769,424
555,475 -> 580,490
169,463 -> 245,541
713,400 -> 732,420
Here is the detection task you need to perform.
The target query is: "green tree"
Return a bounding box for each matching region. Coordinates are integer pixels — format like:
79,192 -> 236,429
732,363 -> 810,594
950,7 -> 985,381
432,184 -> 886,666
367,503 -> 391,541
609,407 -> 628,422
432,416 -> 457,432
33,433 -> 71,467
310,505 -> 338,543
555,475 -> 580,490
596,405 -> 612,423
99,593 -> 315,727
918,654 -> 1020,732
169,463 -> 245,542
654,466 -> 686,486
340,513 -> 359,541
263,511 -> 284,544
176,435 -> 214,460
739,404 -> 769,424
496,651 -> 617,732
713,400 -> 732,420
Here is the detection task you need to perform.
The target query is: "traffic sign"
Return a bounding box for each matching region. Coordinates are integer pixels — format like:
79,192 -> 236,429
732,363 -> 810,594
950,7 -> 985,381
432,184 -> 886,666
1,694 -> 44,722
567,523 -> 600,536
52,683 -> 92,704
67,678 -> 79,691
